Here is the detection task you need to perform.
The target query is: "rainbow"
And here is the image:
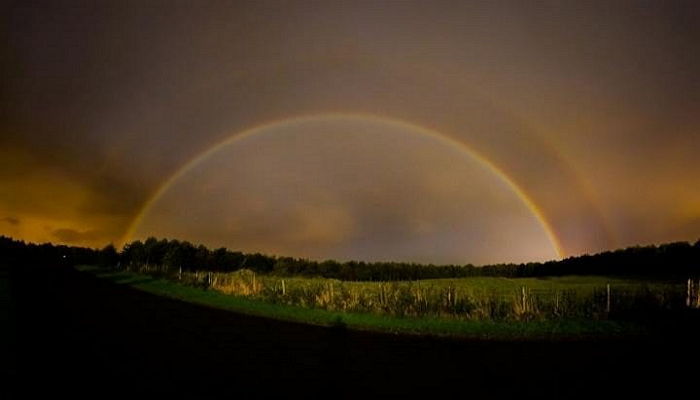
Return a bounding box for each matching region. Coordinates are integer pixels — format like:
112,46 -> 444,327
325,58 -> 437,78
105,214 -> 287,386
122,113 -> 565,259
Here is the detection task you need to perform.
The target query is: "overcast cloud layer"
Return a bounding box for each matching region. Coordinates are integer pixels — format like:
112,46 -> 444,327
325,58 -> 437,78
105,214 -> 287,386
2,1 -> 699,264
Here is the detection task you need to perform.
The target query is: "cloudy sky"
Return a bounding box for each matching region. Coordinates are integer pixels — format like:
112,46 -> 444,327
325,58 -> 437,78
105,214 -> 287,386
2,1 -> 699,264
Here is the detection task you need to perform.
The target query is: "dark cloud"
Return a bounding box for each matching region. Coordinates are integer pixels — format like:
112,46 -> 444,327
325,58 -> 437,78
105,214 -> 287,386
52,228 -> 112,244
2,217 -> 19,226
2,1 -> 699,260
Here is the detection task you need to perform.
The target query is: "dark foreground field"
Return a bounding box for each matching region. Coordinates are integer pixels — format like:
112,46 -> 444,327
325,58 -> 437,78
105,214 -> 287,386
5,264 -> 699,397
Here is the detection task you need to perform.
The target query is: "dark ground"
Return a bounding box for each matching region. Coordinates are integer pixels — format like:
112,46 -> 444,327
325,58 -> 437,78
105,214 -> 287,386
4,263 -> 698,398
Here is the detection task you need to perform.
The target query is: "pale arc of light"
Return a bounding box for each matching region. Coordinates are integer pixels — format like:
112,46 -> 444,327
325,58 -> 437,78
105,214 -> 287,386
121,113 -> 565,260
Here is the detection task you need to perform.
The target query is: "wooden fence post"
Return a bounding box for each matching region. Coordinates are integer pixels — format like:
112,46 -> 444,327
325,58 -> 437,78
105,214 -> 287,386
606,284 -> 611,313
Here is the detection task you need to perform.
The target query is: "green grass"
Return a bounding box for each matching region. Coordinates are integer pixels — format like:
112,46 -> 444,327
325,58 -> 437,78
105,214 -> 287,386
343,275 -> 680,296
214,273 -> 681,301
76,265 -> 648,340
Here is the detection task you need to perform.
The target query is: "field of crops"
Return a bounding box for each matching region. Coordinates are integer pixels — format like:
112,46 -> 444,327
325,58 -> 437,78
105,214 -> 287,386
120,263 -> 698,322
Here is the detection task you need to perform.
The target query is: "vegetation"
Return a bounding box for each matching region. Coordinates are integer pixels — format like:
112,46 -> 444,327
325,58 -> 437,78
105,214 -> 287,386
116,236 -> 700,281
3,234 -> 700,338
0,235 -> 107,269
77,266 -> 640,339
113,261 -> 697,323
5,234 -> 697,281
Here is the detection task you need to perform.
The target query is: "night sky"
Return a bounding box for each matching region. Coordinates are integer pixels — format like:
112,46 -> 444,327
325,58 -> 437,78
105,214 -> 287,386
2,1 -> 699,264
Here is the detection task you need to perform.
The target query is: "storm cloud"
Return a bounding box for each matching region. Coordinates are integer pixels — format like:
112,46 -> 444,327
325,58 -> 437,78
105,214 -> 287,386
2,1 -> 699,261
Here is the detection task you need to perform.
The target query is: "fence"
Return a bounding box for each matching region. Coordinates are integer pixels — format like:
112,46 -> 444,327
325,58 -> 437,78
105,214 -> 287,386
116,262 -> 697,322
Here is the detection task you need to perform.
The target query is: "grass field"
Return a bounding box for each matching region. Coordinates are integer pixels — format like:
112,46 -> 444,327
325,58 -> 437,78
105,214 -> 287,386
76,265 -> 692,339
14,263 -> 696,396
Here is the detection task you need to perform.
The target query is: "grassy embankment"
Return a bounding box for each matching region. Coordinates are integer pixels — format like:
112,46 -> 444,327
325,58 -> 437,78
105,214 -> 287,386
76,265 -> 662,339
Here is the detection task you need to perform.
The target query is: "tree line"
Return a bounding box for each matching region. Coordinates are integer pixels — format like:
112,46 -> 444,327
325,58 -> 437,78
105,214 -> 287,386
2,235 -> 699,280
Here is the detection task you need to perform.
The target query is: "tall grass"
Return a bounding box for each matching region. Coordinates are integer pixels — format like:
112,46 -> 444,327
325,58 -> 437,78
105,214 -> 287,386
119,262 -> 695,322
